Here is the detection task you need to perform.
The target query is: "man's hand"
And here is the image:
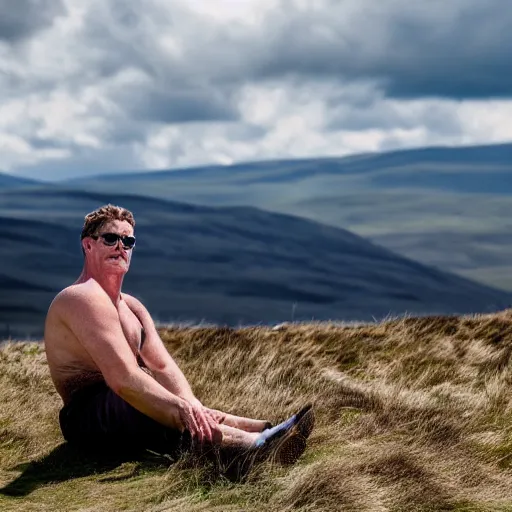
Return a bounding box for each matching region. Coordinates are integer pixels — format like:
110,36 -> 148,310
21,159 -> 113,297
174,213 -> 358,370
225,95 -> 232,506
178,398 -> 223,445
204,407 -> 227,425
188,399 -> 227,427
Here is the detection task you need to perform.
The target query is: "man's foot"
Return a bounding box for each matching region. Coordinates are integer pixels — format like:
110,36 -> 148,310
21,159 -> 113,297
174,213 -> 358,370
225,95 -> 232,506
216,405 -> 315,481
294,404 -> 315,440
221,431 -> 304,481
275,404 -> 314,465
266,427 -> 308,466
259,404 -> 315,443
255,404 -> 315,466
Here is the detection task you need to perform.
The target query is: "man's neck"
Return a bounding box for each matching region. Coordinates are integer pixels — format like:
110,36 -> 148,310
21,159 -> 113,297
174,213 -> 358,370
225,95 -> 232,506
75,267 -> 124,305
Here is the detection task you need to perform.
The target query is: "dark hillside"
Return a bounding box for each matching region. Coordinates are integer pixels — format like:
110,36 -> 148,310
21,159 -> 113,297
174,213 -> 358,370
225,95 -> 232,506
0,188 -> 510,338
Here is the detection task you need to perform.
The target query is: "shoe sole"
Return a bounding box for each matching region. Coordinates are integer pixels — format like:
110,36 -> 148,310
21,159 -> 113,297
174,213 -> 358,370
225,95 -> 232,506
274,407 -> 314,465
218,405 -> 316,480
295,405 -> 315,440
272,430 -> 308,466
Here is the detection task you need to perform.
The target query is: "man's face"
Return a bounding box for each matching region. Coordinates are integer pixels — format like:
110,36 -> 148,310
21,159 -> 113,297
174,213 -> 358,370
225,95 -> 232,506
87,220 -> 135,275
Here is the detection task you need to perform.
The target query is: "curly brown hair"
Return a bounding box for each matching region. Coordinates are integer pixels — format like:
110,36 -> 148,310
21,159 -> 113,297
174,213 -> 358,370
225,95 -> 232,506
80,204 -> 135,241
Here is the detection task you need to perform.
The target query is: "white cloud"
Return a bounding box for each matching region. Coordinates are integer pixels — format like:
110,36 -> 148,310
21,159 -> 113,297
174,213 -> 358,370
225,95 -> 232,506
0,0 -> 511,179
0,132 -> 70,171
134,80 -> 512,172
457,101 -> 512,142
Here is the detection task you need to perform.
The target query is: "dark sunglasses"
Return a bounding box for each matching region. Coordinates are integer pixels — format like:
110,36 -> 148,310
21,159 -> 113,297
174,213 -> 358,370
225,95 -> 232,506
91,232 -> 136,249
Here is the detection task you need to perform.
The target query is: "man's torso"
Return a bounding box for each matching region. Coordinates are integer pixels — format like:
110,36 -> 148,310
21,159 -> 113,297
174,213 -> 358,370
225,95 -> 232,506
44,282 -> 145,404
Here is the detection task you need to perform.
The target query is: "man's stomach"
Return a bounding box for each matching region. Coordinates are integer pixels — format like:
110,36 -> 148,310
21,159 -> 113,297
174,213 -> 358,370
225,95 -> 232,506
54,367 -> 105,405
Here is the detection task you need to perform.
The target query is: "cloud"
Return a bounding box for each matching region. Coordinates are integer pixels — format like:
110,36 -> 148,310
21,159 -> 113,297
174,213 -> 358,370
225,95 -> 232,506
114,73 -> 238,124
1,0 -> 512,179
0,0 -> 65,43
252,0 -> 512,99
134,81 -> 511,172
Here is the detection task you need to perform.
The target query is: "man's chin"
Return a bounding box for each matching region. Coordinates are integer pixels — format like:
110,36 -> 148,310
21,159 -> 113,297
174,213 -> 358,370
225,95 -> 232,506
104,260 -> 129,272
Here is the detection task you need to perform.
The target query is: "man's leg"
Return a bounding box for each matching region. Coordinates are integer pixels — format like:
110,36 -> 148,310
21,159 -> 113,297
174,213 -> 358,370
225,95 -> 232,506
206,408 -> 271,433
61,384 -> 265,454
208,413 -> 312,482
206,404 -> 315,438
217,424 -> 260,446
60,383 -> 190,457
60,383 -> 311,480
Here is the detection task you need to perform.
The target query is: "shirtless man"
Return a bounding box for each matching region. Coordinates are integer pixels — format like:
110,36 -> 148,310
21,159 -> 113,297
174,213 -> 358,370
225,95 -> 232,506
44,204 -> 313,478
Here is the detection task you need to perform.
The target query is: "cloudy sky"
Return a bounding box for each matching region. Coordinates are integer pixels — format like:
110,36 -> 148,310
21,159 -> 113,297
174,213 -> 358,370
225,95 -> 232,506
1,0 -> 512,181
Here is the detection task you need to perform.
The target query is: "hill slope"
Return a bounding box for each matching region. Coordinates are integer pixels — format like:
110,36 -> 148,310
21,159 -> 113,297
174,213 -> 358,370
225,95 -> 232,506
0,173 -> 42,189
1,188 -> 510,339
2,311 -> 512,510
65,143 -> 512,291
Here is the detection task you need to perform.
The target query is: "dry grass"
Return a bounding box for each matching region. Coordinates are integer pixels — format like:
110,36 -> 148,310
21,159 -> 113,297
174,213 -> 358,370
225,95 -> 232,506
3,311 -> 512,510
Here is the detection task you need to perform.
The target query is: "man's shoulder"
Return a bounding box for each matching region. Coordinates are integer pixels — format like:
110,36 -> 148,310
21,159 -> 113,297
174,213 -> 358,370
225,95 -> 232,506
121,294 -> 155,327
122,293 -> 147,314
51,280 -> 108,312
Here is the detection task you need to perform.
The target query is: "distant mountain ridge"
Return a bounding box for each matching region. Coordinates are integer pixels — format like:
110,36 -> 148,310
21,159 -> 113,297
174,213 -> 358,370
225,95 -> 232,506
1,187 -> 510,339
51,142 -> 512,291
63,142 -> 512,184
0,172 -> 42,188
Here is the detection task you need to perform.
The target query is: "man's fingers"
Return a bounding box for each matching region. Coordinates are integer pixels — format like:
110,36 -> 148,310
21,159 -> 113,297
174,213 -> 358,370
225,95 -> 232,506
184,404 -> 204,444
199,410 -> 222,445
183,401 -> 224,445
206,416 -> 223,445
195,413 -> 206,444
204,410 -> 218,426
206,408 -> 226,424
196,411 -> 213,443
188,405 -> 213,444
209,410 -> 226,424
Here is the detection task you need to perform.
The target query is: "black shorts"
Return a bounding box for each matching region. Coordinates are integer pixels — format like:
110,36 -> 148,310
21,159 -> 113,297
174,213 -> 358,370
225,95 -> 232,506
59,382 -> 191,457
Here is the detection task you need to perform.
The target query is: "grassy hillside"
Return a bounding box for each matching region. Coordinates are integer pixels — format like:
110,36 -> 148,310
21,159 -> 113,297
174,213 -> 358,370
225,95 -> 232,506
66,143 -> 512,291
2,311 -> 512,511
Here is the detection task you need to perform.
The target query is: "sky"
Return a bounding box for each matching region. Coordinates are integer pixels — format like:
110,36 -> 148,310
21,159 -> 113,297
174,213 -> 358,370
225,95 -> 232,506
1,0 -> 512,181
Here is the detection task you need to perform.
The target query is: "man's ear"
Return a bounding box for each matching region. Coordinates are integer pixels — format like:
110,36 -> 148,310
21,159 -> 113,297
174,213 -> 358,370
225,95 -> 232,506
82,238 -> 91,253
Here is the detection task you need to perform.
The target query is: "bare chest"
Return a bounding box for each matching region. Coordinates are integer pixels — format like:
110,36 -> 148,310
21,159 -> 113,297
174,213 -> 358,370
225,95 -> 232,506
118,301 -> 144,354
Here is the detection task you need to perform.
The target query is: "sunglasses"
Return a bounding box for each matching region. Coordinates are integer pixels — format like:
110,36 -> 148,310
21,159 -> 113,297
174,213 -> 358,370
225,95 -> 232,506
92,232 -> 136,249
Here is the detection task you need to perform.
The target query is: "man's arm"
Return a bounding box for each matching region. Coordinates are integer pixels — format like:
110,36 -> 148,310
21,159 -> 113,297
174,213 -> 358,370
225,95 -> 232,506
125,296 -> 229,425
57,284 -> 218,444
124,294 -> 198,402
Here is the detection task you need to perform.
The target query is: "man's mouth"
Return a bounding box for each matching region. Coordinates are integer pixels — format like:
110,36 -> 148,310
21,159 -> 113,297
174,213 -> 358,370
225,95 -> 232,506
108,255 -> 124,261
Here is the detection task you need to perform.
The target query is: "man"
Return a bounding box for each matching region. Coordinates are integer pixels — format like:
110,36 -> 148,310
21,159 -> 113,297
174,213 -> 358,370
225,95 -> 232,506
44,204 -> 313,480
